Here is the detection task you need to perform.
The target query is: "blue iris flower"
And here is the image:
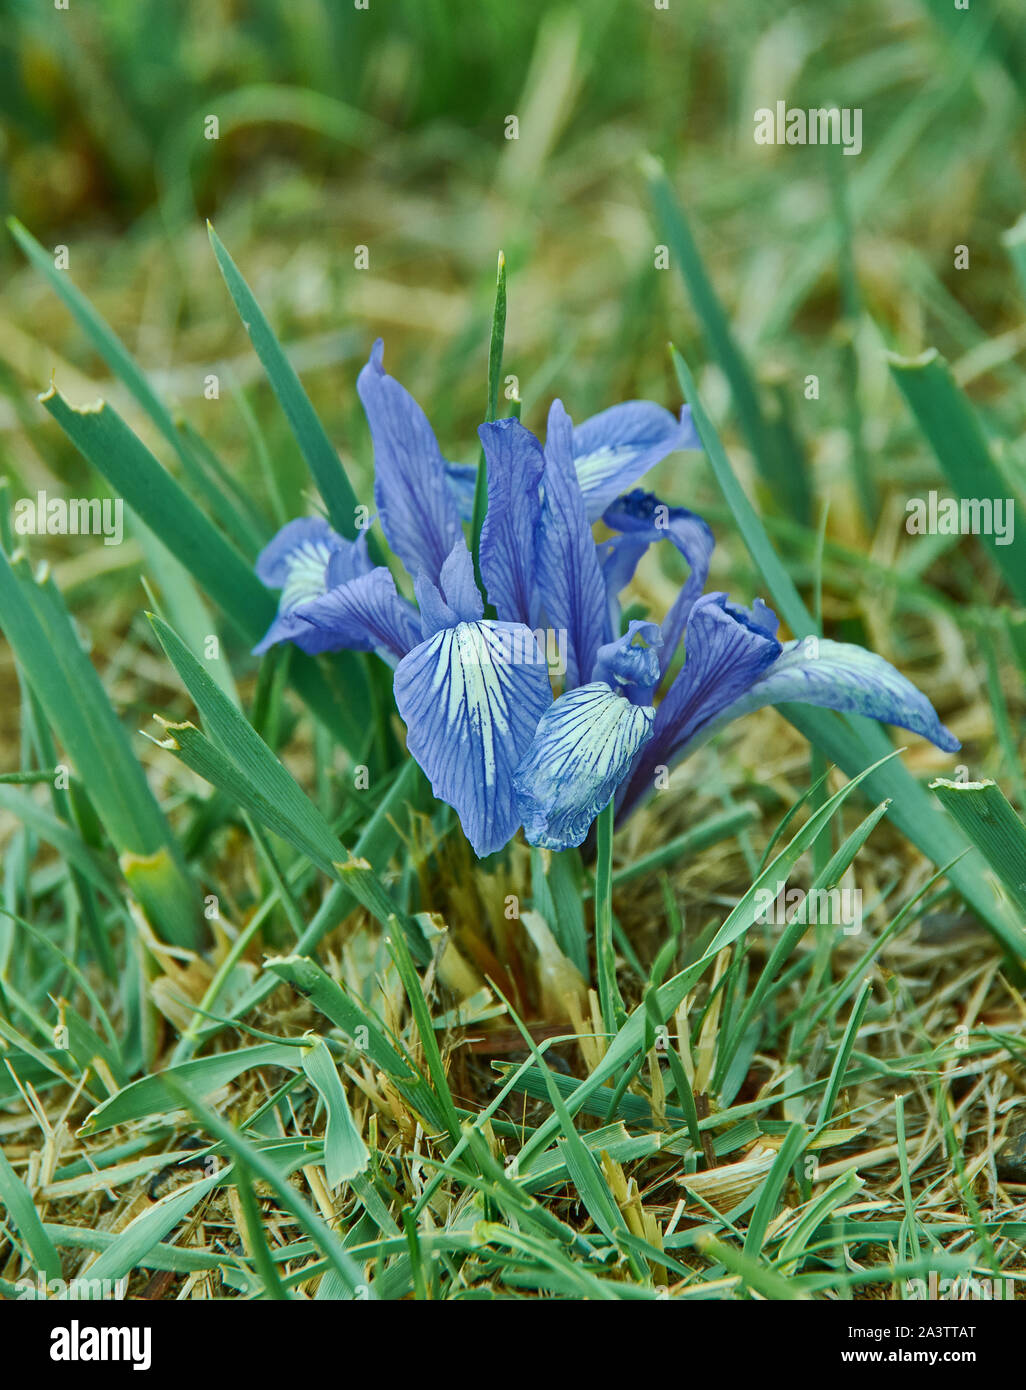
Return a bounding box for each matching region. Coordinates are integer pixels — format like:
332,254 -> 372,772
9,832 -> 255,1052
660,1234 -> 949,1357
254,339 -> 959,856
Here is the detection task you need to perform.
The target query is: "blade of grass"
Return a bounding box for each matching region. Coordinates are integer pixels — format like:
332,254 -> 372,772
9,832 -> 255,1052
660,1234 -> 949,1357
163,1074 -> 372,1298
80,1041 -> 303,1135
930,778 -> 1026,920
815,979 -> 873,1133
207,223 -> 361,540
646,157 -> 808,519
233,1155 -> 291,1299
889,349 -> 1026,606
385,919 -> 462,1143
594,799 -> 626,1035
300,1038 -> 371,1187
0,549 -> 197,947
471,250 -> 508,606
0,1148 -> 62,1282
517,753 -> 899,1172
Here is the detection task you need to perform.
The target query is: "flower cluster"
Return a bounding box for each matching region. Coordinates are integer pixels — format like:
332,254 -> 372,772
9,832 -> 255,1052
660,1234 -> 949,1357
255,340 -> 958,856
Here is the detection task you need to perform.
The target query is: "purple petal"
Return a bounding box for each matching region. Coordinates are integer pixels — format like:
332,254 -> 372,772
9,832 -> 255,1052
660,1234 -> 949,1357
298,568 -> 422,662
709,638 -> 961,752
573,402 -> 701,522
414,537 -> 484,639
536,400 -> 609,688
255,517 -> 341,588
325,531 -> 373,588
254,518 -> 370,656
394,620 -> 554,856
356,340 -> 462,585
438,535 -> 484,623
514,684 -> 655,850
478,418 -> 545,625
592,619 -> 663,701
602,490 -> 715,674
619,592 -> 781,813
444,462 -> 479,522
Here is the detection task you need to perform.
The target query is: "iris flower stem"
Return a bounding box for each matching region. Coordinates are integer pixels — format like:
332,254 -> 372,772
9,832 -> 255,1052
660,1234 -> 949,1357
594,798 -> 626,1038
470,251 -> 507,613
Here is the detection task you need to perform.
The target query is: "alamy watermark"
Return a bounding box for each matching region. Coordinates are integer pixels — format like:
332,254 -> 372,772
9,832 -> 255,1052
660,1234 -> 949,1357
754,882 -> 862,934
456,623 -> 568,678
13,490 -> 123,546
905,490 -> 1014,547
15,1271 -> 127,1301
905,1272 -> 1015,1301
754,102 -> 862,156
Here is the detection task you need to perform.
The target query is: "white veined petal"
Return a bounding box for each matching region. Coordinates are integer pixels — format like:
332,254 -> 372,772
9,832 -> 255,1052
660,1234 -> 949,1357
513,683 -> 654,850
394,620 -> 553,856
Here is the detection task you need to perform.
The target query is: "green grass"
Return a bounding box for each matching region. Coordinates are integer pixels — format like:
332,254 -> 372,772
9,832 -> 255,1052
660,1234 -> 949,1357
0,0 -> 1025,1303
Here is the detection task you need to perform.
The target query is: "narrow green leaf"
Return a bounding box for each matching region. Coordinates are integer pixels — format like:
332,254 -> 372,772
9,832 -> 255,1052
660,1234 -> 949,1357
930,778 -> 1026,920
300,1038 -> 370,1187
0,785 -> 118,895
385,919 -> 462,1142
610,803 -> 759,890
888,349 -> 1026,606
815,979 -> 873,1133
517,752 -> 900,1172
84,1170 -> 223,1284
646,159 -> 804,516
80,1042 -> 303,1135
0,1148 -> 62,1281
188,760 -> 433,1052
264,955 -> 449,1135
594,799 -> 625,1034
234,1156 -> 291,1299
471,249 -> 509,608
742,1121 -> 808,1256
699,1233 -> 812,1300
40,390 -> 271,640
0,549 -> 197,947
162,1075 -> 371,1298
151,715 -> 345,881
775,1168 -> 865,1269
207,223 -> 361,538
7,218 -> 192,470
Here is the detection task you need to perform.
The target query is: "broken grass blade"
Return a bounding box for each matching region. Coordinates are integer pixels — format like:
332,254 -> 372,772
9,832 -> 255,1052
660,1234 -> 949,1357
930,778 -> 1026,922
300,1038 -> 370,1188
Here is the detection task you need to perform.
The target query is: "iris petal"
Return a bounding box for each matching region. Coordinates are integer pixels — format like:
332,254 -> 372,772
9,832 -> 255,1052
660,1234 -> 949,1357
619,592 -> 781,814
573,402 -> 700,522
444,462 -> 479,522
415,537 -> 484,639
535,400 -> 610,688
478,418 -> 545,625
708,638 -> 961,752
601,490 -> 715,673
394,620 -> 553,856
254,518 -> 371,655
356,340 -> 462,585
514,683 -> 655,850
256,517 -> 340,589
299,568 -> 421,661
592,619 -> 663,700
